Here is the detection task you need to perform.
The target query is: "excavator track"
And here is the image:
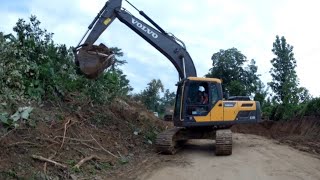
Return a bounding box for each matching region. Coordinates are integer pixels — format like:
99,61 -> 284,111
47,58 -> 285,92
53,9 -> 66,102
155,127 -> 182,154
215,129 -> 232,156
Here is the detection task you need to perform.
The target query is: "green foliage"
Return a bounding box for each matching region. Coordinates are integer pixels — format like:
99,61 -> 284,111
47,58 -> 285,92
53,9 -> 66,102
1,17 -> 67,101
95,162 -> 113,170
161,89 -> 176,106
119,156 -> 129,165
206,48 -> 262,97
144,129 -> 159,144
82,69 -> 132,103
0,170 -> 18,179
0,106 -> 34,128
109,47 -> 126,67
260,98 -> 274,118
133,79 -> 176,117
270,104 -> 299,121
297,87 -> 311,103
66,159 -> 77,166
267,36 -> 312,121
254,81 -> 268,106
134,79 -> 164,112
269,35 -> 299,105
262,95 -> 319,121
158,89 -> 176,116
299,98 -> 320,117
0,16 -> 131,106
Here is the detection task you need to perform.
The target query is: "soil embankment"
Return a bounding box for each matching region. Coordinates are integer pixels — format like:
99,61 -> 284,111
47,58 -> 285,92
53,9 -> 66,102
0,99 -> 170,179
232,117 -> 320,154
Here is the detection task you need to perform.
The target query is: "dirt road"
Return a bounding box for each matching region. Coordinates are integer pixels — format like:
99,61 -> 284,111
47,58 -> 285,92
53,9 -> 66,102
139,133 -> 320,180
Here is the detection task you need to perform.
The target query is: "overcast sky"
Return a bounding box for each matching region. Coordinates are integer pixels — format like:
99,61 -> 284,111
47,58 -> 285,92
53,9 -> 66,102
1,0 -> 319,97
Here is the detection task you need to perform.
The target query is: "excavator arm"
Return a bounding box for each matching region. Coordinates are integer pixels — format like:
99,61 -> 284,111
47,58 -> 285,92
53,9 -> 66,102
74,0 -> 197,79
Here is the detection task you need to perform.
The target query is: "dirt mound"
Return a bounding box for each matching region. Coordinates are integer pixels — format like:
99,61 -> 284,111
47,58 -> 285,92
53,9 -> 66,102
0,98 -> 171,179
232,117 -> 320,155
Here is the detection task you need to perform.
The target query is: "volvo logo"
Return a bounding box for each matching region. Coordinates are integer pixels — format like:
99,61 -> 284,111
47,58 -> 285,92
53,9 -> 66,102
132,18 -> 158,39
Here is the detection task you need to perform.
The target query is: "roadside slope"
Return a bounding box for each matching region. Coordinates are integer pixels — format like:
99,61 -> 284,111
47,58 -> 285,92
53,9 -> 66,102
0,99 -> 170,179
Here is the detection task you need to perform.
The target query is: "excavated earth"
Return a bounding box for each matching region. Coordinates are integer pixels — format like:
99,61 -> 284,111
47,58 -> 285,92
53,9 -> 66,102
0,98 -> 171,179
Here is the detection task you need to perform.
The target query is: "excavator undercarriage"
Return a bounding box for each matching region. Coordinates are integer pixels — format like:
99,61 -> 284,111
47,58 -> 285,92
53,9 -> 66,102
155,127 -> 233,155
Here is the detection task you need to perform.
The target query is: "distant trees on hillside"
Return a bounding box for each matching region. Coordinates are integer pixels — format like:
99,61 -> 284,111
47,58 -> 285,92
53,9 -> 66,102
206,36 -> 314,121
205,47 -> 267,106
133,79 -> 175,116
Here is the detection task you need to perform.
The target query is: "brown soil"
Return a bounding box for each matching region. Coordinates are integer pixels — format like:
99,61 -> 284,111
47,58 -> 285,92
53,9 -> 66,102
0,98 -> 171,179
232,117 -> 320,155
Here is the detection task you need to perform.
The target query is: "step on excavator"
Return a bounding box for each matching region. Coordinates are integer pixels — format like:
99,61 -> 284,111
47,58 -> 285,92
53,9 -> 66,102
74,0 -> 262,155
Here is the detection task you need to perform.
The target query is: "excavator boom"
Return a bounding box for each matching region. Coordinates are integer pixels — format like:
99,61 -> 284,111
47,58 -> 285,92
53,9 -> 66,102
74,0 -> 196,79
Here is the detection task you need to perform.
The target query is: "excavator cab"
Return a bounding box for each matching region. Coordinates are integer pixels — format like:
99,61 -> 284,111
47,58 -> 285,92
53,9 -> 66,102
173,77 -> 223,127
173,77 -> 261,128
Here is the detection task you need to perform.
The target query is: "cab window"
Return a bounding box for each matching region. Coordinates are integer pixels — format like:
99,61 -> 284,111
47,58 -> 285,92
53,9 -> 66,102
186,81 -> 209,116
210,83 -> 219,105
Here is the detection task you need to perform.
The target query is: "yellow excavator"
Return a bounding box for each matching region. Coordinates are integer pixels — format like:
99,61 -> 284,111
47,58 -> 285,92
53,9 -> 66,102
74,0 -> 262,155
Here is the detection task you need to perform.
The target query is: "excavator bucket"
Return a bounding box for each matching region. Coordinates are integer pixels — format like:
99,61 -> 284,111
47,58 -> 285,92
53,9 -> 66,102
75,43 -> 115,79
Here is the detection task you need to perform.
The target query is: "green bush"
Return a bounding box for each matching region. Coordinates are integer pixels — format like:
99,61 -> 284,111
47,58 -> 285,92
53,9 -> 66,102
299,98 -> 320,117
0,16 -> 131,106
264,97 -> 320,121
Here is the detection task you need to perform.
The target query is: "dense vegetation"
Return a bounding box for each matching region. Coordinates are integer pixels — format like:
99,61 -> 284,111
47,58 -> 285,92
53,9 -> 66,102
0,16 -> 131,104
0,16 -> 135,127
0,16 -> 175,127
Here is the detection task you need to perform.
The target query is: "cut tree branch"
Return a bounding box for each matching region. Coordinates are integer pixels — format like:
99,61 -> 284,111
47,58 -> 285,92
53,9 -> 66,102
90,134 -> 119,159
73,155 -> 100,169
32,155 -> 67,169
60,118 -> 71,149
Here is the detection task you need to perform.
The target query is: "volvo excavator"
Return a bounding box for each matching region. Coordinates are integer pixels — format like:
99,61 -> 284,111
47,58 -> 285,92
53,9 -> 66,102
74,0 -> 262,155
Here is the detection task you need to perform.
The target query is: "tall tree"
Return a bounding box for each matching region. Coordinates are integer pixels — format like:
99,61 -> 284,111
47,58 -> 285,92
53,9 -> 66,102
206,48 -> 261,97
268,35 -> 299,105
159,89 -> 176,115
161,89 -> 176,107
135,79 -> 164,112
254,80 -> 268,106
